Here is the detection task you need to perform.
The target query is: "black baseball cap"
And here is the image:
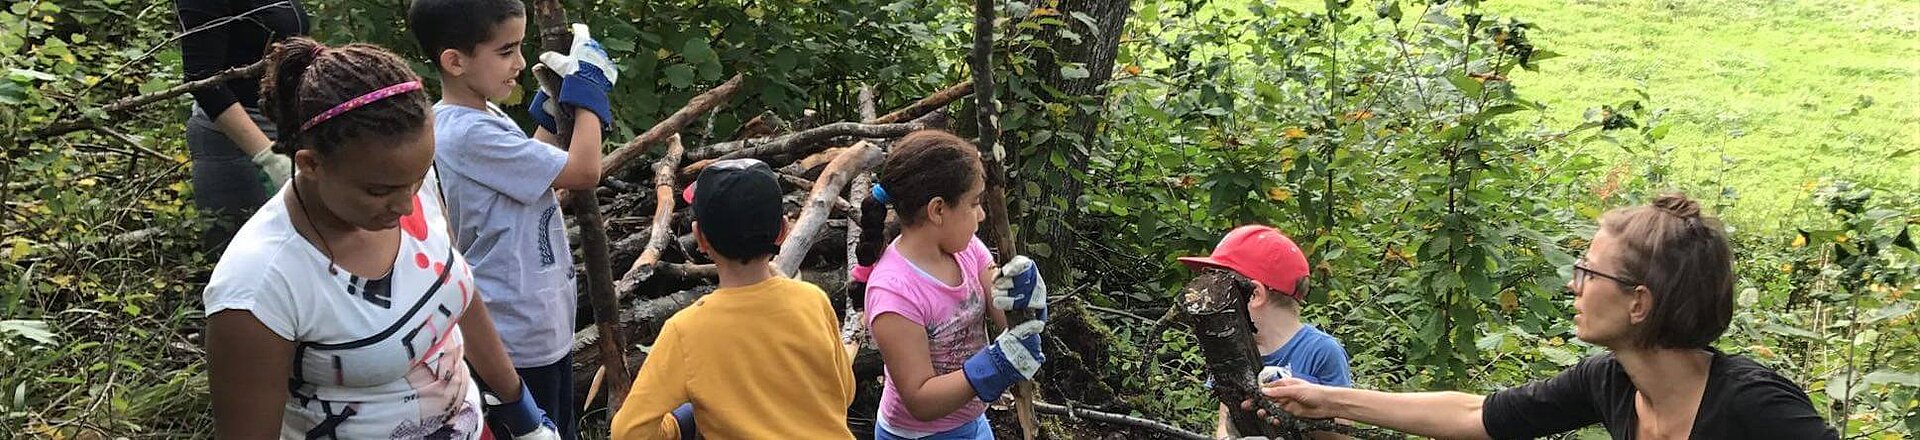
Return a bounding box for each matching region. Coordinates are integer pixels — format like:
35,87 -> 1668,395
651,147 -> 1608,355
689,159 -> 785,261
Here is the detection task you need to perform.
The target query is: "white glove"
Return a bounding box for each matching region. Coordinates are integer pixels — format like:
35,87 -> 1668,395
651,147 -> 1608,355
513,427 -> 561,440
251,149 -> 292,189
537,24 -> 619,86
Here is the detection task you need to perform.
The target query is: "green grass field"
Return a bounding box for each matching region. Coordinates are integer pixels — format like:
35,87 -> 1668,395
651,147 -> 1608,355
1486,0 -> 1919,230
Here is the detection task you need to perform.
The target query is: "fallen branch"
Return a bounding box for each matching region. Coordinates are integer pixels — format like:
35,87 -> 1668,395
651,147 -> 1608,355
1180,269 -> 1285,438
613,134 -> 689,297
773,141 -> 882,276
1031,401 -> 1210,440
36,61 -> 267,137
600,74 -> 745,179
867,80 -> 972,125
682,121 -> 923,171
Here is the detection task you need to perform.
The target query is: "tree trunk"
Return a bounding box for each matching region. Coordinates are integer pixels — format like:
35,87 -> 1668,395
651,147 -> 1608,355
1016,0 -> 1133,288
1180,269 -> 1287,438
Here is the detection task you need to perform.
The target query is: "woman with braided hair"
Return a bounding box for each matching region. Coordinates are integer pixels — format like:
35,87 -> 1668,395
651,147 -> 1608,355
1249,194 -> 1838,439
200,38 -> 554,439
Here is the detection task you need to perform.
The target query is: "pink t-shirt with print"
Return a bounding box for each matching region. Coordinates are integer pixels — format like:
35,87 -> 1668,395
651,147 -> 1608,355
864,236 -> 994,436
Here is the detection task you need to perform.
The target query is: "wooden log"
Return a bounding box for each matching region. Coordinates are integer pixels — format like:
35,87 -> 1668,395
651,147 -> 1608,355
858,84 -> 880,122
529,0 -> 631,415
773,141 -> 882,276
1179,269 -> 1287,438
36,61 -> 267,137
1031,401 -> 1211,440
598,74 -> 745,180
682,121 -> 923,169
867,80 -> 972,125
613,134 -> 688,298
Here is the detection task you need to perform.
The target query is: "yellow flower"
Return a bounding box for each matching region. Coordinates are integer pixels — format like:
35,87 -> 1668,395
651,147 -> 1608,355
1282,127 -> 1307,139
1791,234 -> 1807,248
1780,263 -> 1793,273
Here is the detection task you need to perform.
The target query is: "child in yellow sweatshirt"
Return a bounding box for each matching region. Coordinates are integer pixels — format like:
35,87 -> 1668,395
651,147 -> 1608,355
610,158 -> 856,439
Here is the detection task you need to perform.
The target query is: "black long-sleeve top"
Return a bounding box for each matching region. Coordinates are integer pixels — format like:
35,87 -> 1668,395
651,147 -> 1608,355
176,0 -> 308,114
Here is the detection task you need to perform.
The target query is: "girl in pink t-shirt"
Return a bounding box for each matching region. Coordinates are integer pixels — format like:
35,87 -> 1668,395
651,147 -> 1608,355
855,130 -> 1051,439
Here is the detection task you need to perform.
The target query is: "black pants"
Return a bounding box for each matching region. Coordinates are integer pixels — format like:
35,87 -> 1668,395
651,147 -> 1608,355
186,105 -> 275,259
484,354 -> 578,440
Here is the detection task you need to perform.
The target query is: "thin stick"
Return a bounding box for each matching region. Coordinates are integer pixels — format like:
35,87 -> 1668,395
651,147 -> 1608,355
867,80 -> 972,124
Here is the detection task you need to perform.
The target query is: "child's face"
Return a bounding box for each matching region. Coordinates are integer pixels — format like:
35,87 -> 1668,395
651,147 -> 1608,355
932,174 -> 987,254
451,17 -> 527,102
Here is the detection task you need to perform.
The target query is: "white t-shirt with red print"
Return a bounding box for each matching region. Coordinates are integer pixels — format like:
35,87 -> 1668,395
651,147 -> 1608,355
203,170 -> 484,439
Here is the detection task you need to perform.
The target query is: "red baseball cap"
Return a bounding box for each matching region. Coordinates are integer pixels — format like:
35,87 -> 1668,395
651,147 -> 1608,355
1177,225 -> 1312,300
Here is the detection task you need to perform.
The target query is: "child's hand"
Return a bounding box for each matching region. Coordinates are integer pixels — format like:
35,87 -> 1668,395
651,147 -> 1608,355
991,255 -> 1047,321
537,23 -> 618,131
962,320 -> 1047,402
527,90 -> 559,133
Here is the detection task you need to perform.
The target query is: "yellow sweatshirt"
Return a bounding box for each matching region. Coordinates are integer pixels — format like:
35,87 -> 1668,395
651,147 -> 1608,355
610,276 -> 856,440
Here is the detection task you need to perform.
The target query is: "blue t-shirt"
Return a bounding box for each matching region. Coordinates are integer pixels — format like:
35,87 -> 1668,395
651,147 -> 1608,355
432,102 -> 576,368
1262,324 -> 1353,387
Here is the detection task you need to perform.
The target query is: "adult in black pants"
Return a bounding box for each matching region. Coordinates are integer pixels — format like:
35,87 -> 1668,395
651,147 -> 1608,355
1249,194 -> 1839,439
177,0 -> 307,256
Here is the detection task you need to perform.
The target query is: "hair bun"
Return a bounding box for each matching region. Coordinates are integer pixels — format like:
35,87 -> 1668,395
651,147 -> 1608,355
1652,193 -> 1701,219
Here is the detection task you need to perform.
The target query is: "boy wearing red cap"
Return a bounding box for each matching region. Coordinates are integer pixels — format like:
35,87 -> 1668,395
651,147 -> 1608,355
1179,225 -> 1353,439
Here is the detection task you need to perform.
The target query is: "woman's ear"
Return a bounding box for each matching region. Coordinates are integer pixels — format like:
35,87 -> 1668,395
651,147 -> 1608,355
293,149 -> 322,177
1627,285 -> 1655,324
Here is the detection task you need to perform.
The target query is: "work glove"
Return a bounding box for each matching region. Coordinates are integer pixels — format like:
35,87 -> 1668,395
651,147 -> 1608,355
961,319 -> 1046,402
485,383 -> 560,440
251,149 -> 292,190
537,24 -> 618,131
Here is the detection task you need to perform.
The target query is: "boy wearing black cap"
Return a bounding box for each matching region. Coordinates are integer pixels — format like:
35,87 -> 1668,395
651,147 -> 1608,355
610,159 -> 857,440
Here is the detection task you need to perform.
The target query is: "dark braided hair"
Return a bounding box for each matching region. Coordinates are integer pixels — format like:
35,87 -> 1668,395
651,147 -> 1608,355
259,37 -> 432,156
859,130 -> 984,228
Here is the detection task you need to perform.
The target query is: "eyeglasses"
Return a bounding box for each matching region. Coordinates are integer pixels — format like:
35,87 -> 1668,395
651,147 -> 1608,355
1572,259 -> 1639,292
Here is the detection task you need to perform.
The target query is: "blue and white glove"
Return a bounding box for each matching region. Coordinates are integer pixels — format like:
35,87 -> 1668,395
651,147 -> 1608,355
528,89 -> 559,134
485,384 -> 559,440
537,23 -> 618,131
991,256 -> 1048,322
961,319 -> 1046,403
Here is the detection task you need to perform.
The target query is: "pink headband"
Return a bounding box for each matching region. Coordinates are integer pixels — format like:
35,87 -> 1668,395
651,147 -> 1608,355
301,81 -> 423,132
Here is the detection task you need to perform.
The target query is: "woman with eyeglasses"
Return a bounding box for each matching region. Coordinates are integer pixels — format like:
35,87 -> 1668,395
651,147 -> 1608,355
1246,194 -> 1837,439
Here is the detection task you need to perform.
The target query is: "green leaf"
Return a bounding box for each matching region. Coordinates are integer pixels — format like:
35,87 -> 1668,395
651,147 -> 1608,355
1447,71 -> 1482,96
1862,302 -> 1914,324
1864,370 -> 1920,387
662,64 -> 695,88
680,38 -> 717,65
1060,64 -> 1090,80
1475,330 -> 1505,352
1539,345 -> 1579,366
0,320 -> 55,345
7,69 -> 56,82
1759,324 -> 1823,340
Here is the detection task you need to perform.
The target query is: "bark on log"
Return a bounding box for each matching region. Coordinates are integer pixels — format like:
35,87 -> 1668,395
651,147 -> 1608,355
773,141 -> 882,276
614,135 -> 689,297
1031,402 -> 1211,440
36,61 -> 267,137
1179,269 -> 1285,438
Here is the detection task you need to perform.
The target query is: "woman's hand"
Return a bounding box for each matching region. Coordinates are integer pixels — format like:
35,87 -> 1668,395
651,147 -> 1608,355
1243,378 -> 1342,420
